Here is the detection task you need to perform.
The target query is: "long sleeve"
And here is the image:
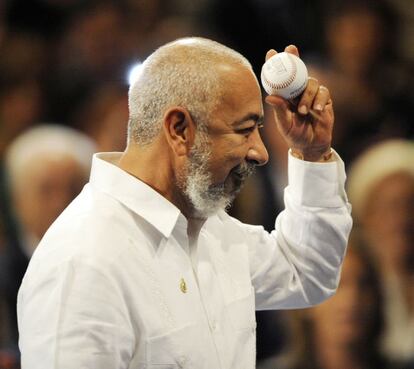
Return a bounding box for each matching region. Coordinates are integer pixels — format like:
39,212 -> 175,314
244,150 -> 352,310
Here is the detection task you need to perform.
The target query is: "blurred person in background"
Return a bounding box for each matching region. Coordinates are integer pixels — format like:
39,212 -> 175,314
0,125 -> 96,358
305,0 -> 413,165
0,37 -> 47,363
124,0 -> 198,58
0,76 -> 43,158
0,31 -> 47,159
71,82 -> 129,152
258,233 -> 410,369
388,0 -> 414,63
347,139 -> 414,366
48,1 -> 131,122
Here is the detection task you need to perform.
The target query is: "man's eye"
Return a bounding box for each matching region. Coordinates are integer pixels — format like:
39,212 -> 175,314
238,126 -> 255,135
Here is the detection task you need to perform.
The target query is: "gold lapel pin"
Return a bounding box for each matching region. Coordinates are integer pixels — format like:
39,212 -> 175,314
180,278 -> 187,293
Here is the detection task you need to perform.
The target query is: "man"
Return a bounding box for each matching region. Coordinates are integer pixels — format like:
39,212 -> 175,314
17,38 -> 352,369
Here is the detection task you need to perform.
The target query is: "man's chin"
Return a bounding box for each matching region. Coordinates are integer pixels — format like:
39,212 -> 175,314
192,194 -> 234,219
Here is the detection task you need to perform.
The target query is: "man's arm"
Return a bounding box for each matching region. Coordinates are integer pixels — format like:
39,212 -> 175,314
243,149 -> 352,309
244,45 -> 352,309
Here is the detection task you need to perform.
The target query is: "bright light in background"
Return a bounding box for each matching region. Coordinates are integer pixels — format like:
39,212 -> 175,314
127,62 -> 143,86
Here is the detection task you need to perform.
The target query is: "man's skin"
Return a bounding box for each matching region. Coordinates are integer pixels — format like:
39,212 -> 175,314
119,45 -> 333,220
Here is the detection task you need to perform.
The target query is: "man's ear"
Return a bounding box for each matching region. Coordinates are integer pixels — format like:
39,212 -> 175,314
163,107 -> 195,156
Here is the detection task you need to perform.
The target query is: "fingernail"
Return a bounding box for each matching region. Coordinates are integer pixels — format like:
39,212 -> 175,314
298,105 -> 308,114
314,104 -> 323,111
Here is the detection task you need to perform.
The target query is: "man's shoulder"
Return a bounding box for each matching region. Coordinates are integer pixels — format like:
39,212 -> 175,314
57,182 -> 138,230
32,185 -> 140,264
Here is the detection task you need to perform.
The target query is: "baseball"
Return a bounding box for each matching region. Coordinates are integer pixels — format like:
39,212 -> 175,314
261,52 -> 308,100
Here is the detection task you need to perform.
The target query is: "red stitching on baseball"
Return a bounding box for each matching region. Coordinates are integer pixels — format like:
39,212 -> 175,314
262,53 -> 298,91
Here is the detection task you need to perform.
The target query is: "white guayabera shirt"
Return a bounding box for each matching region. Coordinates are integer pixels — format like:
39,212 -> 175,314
18,152 -> 352,369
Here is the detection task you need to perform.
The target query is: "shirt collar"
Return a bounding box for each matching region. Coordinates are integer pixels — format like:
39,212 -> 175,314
89,152 -> 184,238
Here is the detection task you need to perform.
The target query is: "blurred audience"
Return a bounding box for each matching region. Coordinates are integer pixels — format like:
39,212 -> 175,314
47,1 -> 131,122
0,33 -> 46,158
389,0 -> 414,63
124,0 -> 197,58
347,139 -> 414,364
0,125 -> 96,359
71,83 -> 128,152
305,0 -> 413,164
258,233 -> 411,369
0,77 -> 43,158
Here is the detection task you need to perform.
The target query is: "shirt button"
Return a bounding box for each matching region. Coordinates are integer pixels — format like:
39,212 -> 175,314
178,355 -> 187,367
211,321 -> 219,332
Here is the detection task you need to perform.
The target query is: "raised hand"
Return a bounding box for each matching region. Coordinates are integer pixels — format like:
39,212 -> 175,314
264,45 -> 334,162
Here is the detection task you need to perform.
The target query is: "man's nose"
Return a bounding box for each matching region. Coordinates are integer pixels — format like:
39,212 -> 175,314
246,129 -> 269,166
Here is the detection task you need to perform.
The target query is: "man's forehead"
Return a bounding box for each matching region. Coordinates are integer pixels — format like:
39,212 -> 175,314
218,68 -> 262,109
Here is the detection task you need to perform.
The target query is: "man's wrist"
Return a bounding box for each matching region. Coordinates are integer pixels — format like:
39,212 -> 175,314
291,147 -> 333,162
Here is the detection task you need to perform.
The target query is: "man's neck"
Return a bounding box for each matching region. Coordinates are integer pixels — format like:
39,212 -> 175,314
118,141 -> 193,218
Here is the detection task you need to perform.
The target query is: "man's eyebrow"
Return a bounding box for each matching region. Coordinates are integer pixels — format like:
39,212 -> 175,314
232,113 -> 265,127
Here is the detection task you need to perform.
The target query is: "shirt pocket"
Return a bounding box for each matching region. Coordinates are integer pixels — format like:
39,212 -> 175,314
140,324 -> 198,369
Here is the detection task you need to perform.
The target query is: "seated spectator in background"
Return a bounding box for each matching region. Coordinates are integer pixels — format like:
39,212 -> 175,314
0,125 -> 96,350
347,139 -> 414,365
258,233 -> 409,369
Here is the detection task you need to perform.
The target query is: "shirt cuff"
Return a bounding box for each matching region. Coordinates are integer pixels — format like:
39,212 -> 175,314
286,149 -> 349,208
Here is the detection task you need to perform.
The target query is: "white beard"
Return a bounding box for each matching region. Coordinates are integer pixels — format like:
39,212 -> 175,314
183,131 -> 255,219
184,132 -> 232,218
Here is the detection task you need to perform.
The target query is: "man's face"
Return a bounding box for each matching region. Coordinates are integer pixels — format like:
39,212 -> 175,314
183,65 -> 268,218
308,249 -> 378,346
14,154 -> 88,242
363,172 -> 414,267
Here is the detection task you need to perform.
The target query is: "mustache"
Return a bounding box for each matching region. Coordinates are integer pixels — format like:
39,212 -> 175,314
232,161 -> 256,180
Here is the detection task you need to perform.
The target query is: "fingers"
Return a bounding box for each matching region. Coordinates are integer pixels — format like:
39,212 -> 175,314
284,45 -> 299,57
265,44 -> 299,62
313,85 -> 331,112
297,77 -> 331,115
265,49 -> 277,62
265,95 -> 289,110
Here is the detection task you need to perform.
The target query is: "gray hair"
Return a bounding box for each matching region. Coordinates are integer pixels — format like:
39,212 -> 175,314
128,37 -> 253,145
5,124 -> 97,191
